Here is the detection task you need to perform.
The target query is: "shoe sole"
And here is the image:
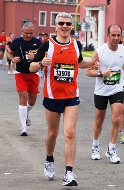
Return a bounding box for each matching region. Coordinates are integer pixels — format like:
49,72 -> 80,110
111,161 -> 120,164
20,132 -> 28,136
91,155 -> 100,160
91,157 -> 100,160
110,158 -> 120,164
62,180 -> 78,186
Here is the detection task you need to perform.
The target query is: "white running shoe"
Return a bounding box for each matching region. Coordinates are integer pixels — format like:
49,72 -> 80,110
8,71 -> 11,75
91,146 -> 100,160
26,113 -> 31,126
105,147 -> 120,164
20,127 -> 28,136
44,161 -> 55,180
62,171 -> 78,186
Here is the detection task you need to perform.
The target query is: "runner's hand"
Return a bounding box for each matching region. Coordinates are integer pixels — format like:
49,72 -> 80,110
102,68 -> 112,77
12,57 -> 20,64
42,52 -> 51,66
90,57 -> 99,68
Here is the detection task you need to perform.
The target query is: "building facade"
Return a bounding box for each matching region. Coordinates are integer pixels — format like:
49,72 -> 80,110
0,0 -> 80,37
79,0 -> 124,48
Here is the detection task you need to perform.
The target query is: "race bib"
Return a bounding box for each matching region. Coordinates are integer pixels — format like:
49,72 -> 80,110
54,63 -> 75,83
103,71 -> 121,85
25,50 -> 38,62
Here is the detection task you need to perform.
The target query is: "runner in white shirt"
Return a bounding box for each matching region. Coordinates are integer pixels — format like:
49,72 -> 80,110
120,35 -> 124,143
86,24 -> 124,164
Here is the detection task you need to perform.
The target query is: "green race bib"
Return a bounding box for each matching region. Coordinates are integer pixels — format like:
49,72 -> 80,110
103,71 -> 121,85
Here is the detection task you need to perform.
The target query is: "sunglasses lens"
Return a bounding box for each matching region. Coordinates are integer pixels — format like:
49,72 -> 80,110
58,22 -> 64,26
66,22 -> 72,26
58,22 -> 72,26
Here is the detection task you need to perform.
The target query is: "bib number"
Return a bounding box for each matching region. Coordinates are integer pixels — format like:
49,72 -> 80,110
103,71 -> 121,85
54,63 -> 75,83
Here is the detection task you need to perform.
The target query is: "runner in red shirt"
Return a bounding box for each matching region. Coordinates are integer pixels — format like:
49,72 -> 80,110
0,30 -> 7,65
30,12 -> 98,186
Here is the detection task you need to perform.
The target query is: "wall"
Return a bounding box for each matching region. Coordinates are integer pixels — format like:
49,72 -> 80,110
0,0 -> 5,32
4,1 -> 77,37
80,0 -> 124,43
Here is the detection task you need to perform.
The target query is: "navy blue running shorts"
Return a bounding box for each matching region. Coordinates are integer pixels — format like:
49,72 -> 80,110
94,91 -> 124,110
43,97 -> 80,113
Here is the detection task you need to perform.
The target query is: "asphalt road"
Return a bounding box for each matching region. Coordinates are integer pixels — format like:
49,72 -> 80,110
0,56 -> 124,190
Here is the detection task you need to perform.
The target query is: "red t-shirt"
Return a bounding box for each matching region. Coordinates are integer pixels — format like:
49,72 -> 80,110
0,35 -> 7,48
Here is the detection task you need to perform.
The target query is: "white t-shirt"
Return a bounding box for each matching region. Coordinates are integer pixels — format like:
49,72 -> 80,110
94,43 -> 124,96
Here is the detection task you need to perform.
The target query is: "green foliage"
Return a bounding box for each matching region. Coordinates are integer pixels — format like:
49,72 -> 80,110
82,51 -> 94,57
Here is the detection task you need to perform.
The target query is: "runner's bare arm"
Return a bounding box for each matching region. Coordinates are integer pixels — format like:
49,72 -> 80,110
86,51 -> 112,77
7,49 -> 20,64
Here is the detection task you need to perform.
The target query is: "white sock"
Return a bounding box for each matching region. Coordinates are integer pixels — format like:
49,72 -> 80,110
93,139 -> 99,147
109,143 -> 116,150
19,105 -> 27,128
0,60 -> 2,64
27,103 -> 33,113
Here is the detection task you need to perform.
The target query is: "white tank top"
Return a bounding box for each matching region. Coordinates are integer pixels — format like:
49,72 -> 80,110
121,44 -> 124,85
94,43 -> 124,96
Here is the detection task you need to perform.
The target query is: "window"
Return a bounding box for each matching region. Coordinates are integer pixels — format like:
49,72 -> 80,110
71,14 -> 80,24
67,0 -> 77,4
50,12 -> 59,26
39,11 -> 47,26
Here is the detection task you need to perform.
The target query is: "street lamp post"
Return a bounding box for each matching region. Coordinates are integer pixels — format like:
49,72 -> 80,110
74,0 -> 85,31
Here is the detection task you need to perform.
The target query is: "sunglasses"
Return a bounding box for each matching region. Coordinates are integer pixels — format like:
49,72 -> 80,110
57,22 -> 72,26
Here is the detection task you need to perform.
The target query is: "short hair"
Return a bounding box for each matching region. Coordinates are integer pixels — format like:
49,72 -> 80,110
1,30 -> 5,33
38,32 -> 42,36
55,12 -> 73,24
10,33 -> 15,38
22,22 -> 34,30
108,24 -> 122,34
9,32 -> 12,36
43,33 -> 49,36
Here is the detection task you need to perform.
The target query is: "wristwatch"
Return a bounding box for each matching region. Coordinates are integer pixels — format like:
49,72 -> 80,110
98,71 -> 103,77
